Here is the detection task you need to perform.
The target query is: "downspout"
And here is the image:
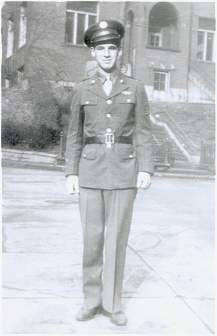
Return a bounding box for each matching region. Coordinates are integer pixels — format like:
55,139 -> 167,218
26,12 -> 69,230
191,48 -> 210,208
187,3 -> 193,102
119,2 -> 127,70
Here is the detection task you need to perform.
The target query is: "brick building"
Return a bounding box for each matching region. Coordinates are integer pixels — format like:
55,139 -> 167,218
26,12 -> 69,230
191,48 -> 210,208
1,1 -> 216,169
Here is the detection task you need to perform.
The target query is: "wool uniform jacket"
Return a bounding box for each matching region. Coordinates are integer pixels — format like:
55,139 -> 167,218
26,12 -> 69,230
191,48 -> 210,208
65,72 -> 154,189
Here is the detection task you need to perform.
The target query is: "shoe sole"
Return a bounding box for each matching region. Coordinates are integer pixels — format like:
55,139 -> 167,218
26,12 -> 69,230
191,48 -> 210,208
110,319 -> 127,326
76,307 -> 101,322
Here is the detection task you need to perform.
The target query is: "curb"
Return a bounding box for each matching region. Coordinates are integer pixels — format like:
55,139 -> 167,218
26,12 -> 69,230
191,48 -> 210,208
2,160 -> 215,181
2,148 -> 215,180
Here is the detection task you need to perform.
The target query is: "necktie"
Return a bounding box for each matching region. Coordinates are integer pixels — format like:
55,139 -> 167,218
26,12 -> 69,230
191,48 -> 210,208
103,78 -> 113,96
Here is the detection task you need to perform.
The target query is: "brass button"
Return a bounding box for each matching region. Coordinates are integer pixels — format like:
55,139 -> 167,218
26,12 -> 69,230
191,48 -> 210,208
106,113 -> 111,118
107,99 -> 112,105
106,128 -> 112,132
127,98 -> 132,103
83,154 -> 87,158
85,101 -> 89,104
120,79 -> 124,83
129,154 -> 133,158
91,80 -> 95,84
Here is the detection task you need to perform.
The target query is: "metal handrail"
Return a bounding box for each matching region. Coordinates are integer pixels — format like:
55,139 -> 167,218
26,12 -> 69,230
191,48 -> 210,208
158,111 -> 198,151
150,115 -> 192,161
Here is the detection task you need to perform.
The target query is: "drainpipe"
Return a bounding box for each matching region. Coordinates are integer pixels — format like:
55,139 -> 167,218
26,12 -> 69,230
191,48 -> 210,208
187,3 -> 193,102
119,2 -> 127,70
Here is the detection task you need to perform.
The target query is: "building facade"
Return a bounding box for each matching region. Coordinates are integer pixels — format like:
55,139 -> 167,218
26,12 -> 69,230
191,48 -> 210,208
1,1 -> 216,168
2,1 -> 215,102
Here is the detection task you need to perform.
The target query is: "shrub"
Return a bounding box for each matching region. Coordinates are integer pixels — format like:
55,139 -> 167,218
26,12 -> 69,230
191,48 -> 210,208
2,122 -> 60,149
1,122 -> 24,146
29,125 -> 60,149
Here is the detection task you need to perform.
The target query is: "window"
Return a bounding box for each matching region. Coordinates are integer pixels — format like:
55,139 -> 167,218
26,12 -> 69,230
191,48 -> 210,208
18,3 -> 27,48
153,70 -> 169,91
5,78 -> 10,89
17,66 -> 24,83
197,17 -> 215,61
148,3 -> 179,50
149,33 -> 162,47
6,19 -> 14,58
65,1 -> 97,45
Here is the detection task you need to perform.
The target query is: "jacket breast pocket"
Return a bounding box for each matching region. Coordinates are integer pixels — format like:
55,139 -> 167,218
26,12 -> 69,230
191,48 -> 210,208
116,95 -> 136,105
81,97 -> 98,108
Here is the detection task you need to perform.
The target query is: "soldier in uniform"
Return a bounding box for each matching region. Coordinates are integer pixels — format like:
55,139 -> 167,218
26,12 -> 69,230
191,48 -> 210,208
65,20 -> 153,326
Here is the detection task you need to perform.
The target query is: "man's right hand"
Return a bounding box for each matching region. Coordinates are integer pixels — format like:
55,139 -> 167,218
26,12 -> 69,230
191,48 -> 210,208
66,175 -> 79,194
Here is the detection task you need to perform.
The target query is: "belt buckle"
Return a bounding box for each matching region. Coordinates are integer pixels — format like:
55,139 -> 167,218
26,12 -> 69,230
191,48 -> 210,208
105,130 -> 114,148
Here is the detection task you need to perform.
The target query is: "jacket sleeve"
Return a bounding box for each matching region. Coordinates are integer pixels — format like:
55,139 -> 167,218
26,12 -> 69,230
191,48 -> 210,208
135,81 -> 154,175
65,85 -> 83,176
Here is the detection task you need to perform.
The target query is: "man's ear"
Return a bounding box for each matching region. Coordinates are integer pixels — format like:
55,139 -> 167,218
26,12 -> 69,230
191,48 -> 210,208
90,47 -> 95,58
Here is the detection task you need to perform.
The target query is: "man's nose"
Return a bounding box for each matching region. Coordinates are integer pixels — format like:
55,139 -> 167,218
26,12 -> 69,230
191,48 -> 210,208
104,48 -> 110,57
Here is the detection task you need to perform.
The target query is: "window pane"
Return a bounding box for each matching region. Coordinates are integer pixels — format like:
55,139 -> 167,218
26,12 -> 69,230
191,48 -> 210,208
149,33 -> 161,47
206,32 -> 214,61
77,13 -> 85,44
154,72 -> 166,91
197,31 -> 205,60
7,20 -> 14,58
160,73 -> 166,90
67,1 -> 97,13
154,72 -> 160,90
65,11 -> 74,43
89,15 -> 97,27
19,5 -> 27,48
197,31 -> 204,45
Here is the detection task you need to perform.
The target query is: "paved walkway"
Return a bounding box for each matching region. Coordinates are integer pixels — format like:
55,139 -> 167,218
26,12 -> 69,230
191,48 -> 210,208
2,166 -> 215,335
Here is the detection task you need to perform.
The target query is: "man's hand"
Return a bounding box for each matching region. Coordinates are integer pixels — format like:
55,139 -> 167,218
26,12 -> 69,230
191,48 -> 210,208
66,175 -> 79,194
136,172 -> 151,189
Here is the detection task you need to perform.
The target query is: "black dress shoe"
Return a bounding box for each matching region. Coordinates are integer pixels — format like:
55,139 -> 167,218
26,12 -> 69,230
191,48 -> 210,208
76,306 -> 101,321
110,311 -> 128,326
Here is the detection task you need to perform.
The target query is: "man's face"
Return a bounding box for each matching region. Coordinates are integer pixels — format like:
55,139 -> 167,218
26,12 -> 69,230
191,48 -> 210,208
91,43 -> 121,72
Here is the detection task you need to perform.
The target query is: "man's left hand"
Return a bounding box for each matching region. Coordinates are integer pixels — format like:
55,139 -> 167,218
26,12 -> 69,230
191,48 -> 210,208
136,172 -> 151,189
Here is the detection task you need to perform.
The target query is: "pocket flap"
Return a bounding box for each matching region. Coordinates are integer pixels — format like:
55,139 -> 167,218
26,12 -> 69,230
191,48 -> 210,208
82,147 -> 97,160
116,94 -> 136,104
118,147 -> 136,160
81,96 -> 98,106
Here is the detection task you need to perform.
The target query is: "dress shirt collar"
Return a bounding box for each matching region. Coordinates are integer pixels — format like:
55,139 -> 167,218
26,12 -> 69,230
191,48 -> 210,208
95,68 -> 120,84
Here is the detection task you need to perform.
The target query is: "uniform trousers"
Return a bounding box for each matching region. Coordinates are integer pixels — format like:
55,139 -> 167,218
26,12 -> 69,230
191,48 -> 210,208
79,187 -> 137,313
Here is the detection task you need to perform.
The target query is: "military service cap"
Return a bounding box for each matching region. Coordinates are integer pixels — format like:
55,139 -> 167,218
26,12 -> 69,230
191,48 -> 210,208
84,20 -> 125,48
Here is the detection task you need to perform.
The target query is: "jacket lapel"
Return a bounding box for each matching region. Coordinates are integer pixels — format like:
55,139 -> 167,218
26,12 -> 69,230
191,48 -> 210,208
108,75 -> 129,99
87,77 -> 107,99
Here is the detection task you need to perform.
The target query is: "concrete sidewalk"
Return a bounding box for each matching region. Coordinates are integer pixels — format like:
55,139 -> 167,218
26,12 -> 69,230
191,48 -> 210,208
2,166 -> 215,335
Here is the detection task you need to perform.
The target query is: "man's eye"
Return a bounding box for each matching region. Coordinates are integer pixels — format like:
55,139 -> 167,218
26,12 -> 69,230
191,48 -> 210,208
109,46 -> 118,51
95,46 -> 104,51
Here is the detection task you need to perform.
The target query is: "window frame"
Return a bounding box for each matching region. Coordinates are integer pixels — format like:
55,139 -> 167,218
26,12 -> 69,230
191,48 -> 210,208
153,70 -> 170,92
65,4 -> 99,45
197,28 -> 215,62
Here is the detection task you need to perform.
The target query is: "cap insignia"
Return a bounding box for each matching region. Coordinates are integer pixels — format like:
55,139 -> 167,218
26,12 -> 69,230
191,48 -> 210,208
99,21 -> 108,29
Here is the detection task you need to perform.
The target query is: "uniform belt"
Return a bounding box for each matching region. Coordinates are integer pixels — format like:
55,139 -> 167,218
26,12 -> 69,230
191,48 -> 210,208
84,135 -> 132,145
